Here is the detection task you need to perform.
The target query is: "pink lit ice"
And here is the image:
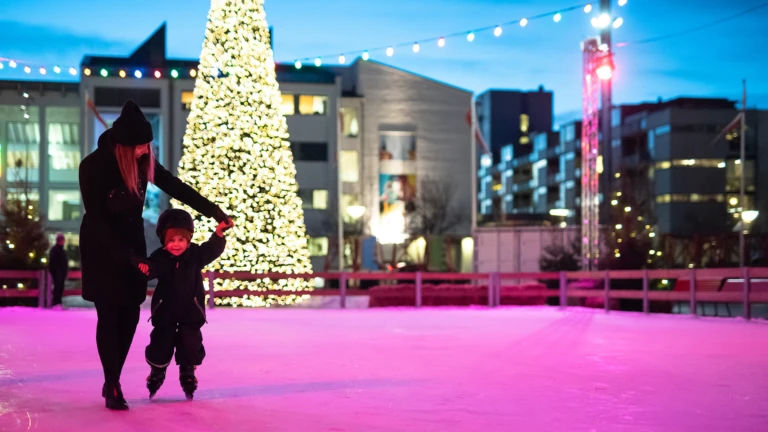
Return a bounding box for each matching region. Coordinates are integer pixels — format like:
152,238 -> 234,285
1,307 -> 767,431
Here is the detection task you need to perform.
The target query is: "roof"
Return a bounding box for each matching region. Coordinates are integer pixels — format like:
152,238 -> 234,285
81,23 -> 337,84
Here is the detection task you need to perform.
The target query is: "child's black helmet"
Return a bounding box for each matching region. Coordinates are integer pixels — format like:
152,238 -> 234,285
156,208 -> 194,241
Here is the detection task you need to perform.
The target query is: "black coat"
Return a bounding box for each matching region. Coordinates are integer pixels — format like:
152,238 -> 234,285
145,233 -> 226,327
79,130 -> 223,305
48,245 -> 69,283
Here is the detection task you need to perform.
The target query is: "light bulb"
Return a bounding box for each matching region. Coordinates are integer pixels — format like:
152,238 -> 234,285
412,42 -> 420,53
0,62 -> 4,69
494,26 -> 502,36
53,66 -> 61,74
294,60 -> 302,69
338,54 -> 346,64
100,68 -> 108,77
584,4 -> 592,13
554,13 -> 562,22
596,13 -> 611,28
9,60 -> 17,68
134,70 -> 143,78
438,37 -> 445,47
154,70 -> 161,78
467,32 -> 475,42
618,0 -> 627,5
171,69 -> 179,78
520,18 -> 528,27
314,57 -> 322,67
84,68 -> 91,76
190,68 -> 197,77
612,17 -> 624,28
39,67 -> 46,75
24,66 -> 31,73
386,46 -> 394,56
362,51 -> 370,61
119,70 -> 126,78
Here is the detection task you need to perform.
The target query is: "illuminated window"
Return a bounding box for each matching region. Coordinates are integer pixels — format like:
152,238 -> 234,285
308,237 -> 328,256
313,190 -> 328,209
339,150 -> 359,182
181,91 -> 194,110
520,114 -> 529,133
280,94 -> 295,115
298,95 -> 327,115
340,107 -> 359,137
655,159 -> 724,170
6,110 -> 41,184
519,136 -> 530,145
46,106 -> 81,183
298,189 -> 328,210
656,193 -> 724,204
48,190 -> 81,221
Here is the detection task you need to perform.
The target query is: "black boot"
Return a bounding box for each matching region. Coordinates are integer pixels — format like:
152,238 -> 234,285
146,366 -> 167,399
104,382 -> 129,410
179,365 -> 197,400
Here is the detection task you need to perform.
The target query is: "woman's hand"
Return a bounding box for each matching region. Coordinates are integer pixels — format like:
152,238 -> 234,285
216,218 -> 234,237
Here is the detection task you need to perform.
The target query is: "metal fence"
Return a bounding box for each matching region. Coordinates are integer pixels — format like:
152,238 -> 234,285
2,267 -> 767,320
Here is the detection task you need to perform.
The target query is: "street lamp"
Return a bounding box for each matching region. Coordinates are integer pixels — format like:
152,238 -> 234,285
743,210 -> 759,224
346,205 -> 366,220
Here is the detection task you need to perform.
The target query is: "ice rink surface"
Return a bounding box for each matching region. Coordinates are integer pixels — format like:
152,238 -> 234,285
1,306 -> 767,431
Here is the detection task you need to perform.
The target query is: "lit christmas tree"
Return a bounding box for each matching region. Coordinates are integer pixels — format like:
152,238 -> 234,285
176,0 -> 313,307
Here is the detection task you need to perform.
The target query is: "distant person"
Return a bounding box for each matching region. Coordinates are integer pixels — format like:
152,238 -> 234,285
48,233 -> 68,309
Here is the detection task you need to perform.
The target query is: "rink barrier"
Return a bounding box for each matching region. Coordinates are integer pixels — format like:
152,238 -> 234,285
2,268 -> 767,319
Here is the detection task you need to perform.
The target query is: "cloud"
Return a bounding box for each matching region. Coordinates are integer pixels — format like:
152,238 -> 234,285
0,20 -> 132,64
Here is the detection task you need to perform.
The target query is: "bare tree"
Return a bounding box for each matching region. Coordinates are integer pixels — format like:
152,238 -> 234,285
408,177 -> 467,236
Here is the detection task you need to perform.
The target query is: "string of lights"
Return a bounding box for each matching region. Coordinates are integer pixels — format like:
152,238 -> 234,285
0,1 -> 631,77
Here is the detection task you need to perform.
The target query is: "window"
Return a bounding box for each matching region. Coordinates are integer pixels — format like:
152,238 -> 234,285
654,124 -> 671,136
6,188 -> 40,212
520,114 -> 529,133
339,150 -> 359,182
47,107 -> 81,183
656,194 -> 724,204
340,107 -> 359,137
308,237 -> 328,256
298,95 -> 327,115
279,94 -> 295,115
654,159 -> 724,170
501,146 -> 513,161
611,138 -> 621,148
726,159 -> 755,192
611,108 -> 622,127
291,142 -> 328,161
6,105 -> 41,184
379,132 -> 416,162
48,190 -> 81,221
181,91 -> 194,110
298,189 -> 328,209
519,136 -> 530,145
648,131 -> 655,158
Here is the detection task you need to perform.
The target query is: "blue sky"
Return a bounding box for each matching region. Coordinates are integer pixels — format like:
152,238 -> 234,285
1,0 -> 766,124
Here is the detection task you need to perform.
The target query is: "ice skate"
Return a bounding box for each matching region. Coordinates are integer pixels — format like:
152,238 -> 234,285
179,365 -> 198,400
146,366 -> 167,398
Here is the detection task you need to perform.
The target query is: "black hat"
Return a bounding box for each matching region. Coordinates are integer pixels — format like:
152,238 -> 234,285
156,209 -> 194,241
111,100 -> 153,147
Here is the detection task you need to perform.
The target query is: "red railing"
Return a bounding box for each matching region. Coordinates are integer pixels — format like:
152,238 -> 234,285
2,268 -> 767,319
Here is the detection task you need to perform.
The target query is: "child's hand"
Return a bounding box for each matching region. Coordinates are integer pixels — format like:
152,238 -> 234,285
138,263 -> 149,275
216,218 -> 234,236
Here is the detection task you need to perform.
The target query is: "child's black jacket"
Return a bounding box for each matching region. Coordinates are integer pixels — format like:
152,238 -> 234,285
145,233 -> 225,327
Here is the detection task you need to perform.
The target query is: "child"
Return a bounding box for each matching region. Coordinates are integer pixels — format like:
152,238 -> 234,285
137,208 -> 232,400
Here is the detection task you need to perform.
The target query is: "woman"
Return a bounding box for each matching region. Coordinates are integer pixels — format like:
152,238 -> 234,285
79,100 -> 231,410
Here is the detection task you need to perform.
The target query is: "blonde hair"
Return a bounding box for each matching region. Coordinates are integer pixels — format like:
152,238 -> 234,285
114,143 -> 155,196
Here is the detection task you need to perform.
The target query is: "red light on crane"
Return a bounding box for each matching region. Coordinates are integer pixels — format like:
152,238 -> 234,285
596,58 -> 614,81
